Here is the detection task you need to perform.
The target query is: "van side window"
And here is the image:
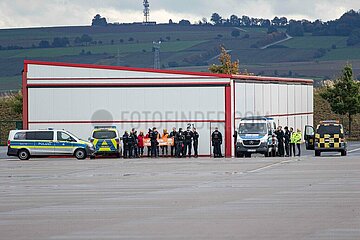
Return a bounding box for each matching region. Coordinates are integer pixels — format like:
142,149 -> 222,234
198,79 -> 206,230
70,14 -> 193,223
26,131 -> 54,140
57,132 -> 73,142
14,132 -> 26,140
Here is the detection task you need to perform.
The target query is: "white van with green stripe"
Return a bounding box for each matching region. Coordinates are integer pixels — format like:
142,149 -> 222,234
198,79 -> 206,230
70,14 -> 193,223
7,129 -> 95,160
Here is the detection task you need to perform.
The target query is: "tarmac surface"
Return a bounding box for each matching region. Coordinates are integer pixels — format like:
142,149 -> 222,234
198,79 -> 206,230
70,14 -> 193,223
0,144 -> 360,240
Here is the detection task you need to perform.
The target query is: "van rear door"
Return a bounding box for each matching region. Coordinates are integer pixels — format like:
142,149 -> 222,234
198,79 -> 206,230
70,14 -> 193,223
304,125 -> 315,150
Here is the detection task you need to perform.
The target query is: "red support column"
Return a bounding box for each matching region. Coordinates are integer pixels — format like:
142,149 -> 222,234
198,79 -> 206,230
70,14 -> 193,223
22,63 -> 28,130
225,85 -> 232,157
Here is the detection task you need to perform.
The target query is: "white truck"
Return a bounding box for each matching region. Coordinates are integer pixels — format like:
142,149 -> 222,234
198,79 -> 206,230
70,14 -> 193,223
235,117 -> 278,158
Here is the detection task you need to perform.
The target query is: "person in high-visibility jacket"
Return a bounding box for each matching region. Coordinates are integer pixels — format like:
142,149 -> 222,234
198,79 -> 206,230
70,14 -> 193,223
291,128 -> 302,156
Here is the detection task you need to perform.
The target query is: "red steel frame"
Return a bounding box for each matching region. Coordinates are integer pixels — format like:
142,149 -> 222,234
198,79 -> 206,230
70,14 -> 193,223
23,60 -> 314,158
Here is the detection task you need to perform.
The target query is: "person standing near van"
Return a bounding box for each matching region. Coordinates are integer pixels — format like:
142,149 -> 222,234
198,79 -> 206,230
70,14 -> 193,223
212,127 -> 223,158
138,131 -> 145,157
193,128 -> 199,158
289,127 -> 296,156
161,129 -> 169,157
122,131 -> 130,158
275,126 -> 285,157
293,129 -> 302,156
145,129 -> 152,157
284,126 -> 291,157
176,128 -> 185,158
183,127 -> 193,157
169,127 -> 177,157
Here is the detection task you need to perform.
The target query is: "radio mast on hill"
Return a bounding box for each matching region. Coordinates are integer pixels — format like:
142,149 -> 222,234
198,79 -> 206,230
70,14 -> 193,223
143,0 -> 150,23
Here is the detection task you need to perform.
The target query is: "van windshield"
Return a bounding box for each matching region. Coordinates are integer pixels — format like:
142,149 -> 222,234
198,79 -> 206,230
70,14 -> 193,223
239,122 -> 267,134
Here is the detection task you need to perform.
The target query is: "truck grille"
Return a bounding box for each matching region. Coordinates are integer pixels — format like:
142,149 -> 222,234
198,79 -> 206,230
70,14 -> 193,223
243,140 -> 261,146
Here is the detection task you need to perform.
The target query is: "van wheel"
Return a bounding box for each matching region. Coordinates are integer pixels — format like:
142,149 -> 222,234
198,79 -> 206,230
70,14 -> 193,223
341,150 -> 347,156
75,149 -> 87,160
18,149 -> 30,160
264,151 -> 269,157
315,150 -> 321,157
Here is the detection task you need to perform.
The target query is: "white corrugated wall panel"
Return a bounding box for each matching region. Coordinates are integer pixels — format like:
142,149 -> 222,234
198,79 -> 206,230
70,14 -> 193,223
270,84 -> 279,115
263,83 -> 272,116
27,65 -> 219,80
245,83 -> 255,116
254,84 -> 264,116
29,87 -> 225,122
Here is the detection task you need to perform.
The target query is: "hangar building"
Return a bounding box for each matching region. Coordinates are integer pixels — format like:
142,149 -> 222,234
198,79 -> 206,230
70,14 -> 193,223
22,60 -> 313,157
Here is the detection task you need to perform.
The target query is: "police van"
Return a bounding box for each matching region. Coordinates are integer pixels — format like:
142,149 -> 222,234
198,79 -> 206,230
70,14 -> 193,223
236,117 -> 277,157
7,129 -> 95,160
89,126 -> 122,158
304,120 -> 347,156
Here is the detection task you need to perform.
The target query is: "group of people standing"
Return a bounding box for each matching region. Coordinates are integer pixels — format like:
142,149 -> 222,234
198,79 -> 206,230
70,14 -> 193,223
275,126 -> 302,157
122,127 -> 200,158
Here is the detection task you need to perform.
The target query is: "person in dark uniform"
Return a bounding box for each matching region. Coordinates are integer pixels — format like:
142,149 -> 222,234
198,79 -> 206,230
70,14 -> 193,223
133,129 -> 140,158
146,129 -> 152,157
176,128 -> 184,158
212,127 -> 223,158
183,127 -> 193,157
275,126 -> 285,157
169,127 -> 177,157
150,127 -> 159,158
284,126 -> 290,157
233,130 -> 238,150
128,130 -> 135,158
122,131 -> 130,159
192,128 -> 199,158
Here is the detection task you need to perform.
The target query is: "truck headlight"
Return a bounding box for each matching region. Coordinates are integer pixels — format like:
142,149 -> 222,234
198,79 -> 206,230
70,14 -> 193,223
261,138 -> 268,143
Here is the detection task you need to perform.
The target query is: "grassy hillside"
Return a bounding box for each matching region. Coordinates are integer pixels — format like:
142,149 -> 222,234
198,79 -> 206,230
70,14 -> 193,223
1,24 -> 360,91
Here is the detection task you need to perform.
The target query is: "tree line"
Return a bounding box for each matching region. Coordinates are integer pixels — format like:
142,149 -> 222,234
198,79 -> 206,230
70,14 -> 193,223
92,9 -> 360,45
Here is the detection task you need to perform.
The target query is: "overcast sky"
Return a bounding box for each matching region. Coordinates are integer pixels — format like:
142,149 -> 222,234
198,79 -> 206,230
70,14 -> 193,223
0,0 -> 359,28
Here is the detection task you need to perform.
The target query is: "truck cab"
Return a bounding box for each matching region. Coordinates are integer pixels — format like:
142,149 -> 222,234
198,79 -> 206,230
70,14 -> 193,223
236,117 -> 277,158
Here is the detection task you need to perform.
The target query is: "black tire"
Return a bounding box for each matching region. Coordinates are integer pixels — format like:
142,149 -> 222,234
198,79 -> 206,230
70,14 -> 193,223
341,150 -> 347,156
75,149 -> 87,160
18,149 -> 30,160
315,150 -> 321,157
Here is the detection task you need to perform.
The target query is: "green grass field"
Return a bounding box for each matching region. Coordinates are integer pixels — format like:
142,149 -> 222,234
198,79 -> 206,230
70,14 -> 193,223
0,76 -> 21,91
280,36 -> 348,49
319,47 -> 360,61
0,24 -> 360,91
0,40 -> 206,58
